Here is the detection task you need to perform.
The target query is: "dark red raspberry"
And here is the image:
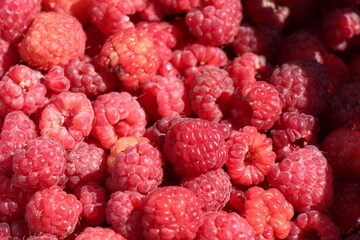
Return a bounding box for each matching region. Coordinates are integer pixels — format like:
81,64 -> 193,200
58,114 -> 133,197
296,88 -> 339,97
227,126 -> 276,186
323,53 -> 351,93
229,81 -> 282,132
0,223 -> 11,240
106,191 -> 144,240
180,168 -> 232,211
65,141 -> 107,189
25,186 -> 82,238
164,118 -> 228,175
268,145 -> 333,213
0,65 -> 46,117
26,234 -> 58,240
269,59 -> 329,115
189,66 -> 234,122
75,227 -> 126,240
142,186 -> 204,240
43,66 -> 71,94
185,0 -> 242,46
287,210 -> 341,240
197,211 -> 255,240
91,92 -> 147,149
244,187 -> 294,239
39,92 -> 94,149
232,23 -> 282,62
112,142 -> 163,194
19,12 -> 86,71
0,38 -> 19,78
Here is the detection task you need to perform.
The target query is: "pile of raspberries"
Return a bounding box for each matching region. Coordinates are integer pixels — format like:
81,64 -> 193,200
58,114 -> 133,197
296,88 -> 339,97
2,0 -> 360,239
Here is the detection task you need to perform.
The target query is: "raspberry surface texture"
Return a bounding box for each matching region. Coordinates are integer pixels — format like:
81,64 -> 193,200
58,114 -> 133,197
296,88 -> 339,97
74,227 -> 126,240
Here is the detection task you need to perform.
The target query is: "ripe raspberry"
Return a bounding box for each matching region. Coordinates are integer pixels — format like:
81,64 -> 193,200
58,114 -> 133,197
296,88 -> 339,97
227,126 -> 276,186
268,145 -> 333,213
160,0 -> 200,13
0,65 -> 46,117
0,223 -> 10,240
39,92 -> 94,150
25,186 -> 82,238
106,191 -> 144,240
43,66 -> 71,94
185,0 -> 242,46
269,59 -> 329,115
323,53 -> 351,93
142,186 -> 204,240
26,234 -> 58,240
287,210 -> 341,240
0,0 -> 41,43
244,187 -> 293,239
98,27 -> 160,90
91,92 -> 147,149
0,38 -> 19,78
75,227 -> 126,240
229,81 -> 282,132
197,211 -> 255,240
189,66 -> 234,122
164,118 -> 228,175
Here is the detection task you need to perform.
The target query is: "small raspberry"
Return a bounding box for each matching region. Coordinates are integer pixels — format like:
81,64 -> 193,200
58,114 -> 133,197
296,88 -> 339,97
19,12 -> 86,71
142,186 -> 204,240
106,190 -> 144,240
287,210 -> 341,240
268,145 -> 333,213
0,223 -> 11,240
43,66 -> 71,94
244,186 -> 294,240
0,38 -> 19,78
75,227 -> 125,240
227,126 -> 276,186
91,92 -> 147,149
164,118 -> 228,175
39,92 -> 95,149
26,234 -> 58,240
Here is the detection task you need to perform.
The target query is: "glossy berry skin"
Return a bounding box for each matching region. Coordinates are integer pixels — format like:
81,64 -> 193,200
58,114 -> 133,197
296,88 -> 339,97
74,227 -> 126,240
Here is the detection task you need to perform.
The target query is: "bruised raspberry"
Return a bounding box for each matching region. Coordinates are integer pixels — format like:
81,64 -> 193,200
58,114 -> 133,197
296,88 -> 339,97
75,227 -> 126,240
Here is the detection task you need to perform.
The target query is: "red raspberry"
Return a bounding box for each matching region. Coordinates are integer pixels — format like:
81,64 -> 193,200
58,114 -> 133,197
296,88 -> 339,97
185,0 -> 242,46
11,137 -> 66,191
287,210 -> 341,240
269,59 -> 329,115
164,118 -> 228,175
0,223 -> 10,240
0,65 -> 46,117
65,141 -> 107,189
75,227 -> 126,240
323,53 -> 351,93
91,92 -> 147,149
112,142 -> 163,195
0,38 -> 19,78
26,234 -> 58,240
197,211 -> 255,240
98,27 -> 160,90
43,66 -> 71,94
142,186 -> 204,240
39,92 -> 95,149
189,66 -> 234,122
74,182 -> 107,226
229,81 -> 282,132
227,126 -> 276,186
180,168 -> 232,211
19,12 -> 86,71
160,0 -> 200,13
106,190 -> 144,240
268,145 -> 333,213
0,0 -> 41,43
25,186 -> 82,238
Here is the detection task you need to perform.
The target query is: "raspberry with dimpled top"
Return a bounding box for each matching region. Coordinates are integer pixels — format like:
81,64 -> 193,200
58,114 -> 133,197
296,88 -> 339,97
74,227 -> 126,240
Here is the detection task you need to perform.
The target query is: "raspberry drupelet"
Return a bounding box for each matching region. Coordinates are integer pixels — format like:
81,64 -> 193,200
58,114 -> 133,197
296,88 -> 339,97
43,66 -> 71,94
0,223 -> 10,240
74,227 -> 126,240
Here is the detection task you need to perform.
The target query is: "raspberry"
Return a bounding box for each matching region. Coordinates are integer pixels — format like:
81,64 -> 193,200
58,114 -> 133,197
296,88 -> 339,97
160,0 -> 200,13
268,145 -> 333,213
65,141 -> 107,189
91,92 -> 147,149
19,12 -> 86,71
0,38 -> 19,78
0,0 -> 41,43
112,142 -> 163,194
26,234 -> 58,240
164,118 -> 228,175
0,65 -> 46,117
197,211 -> 255,240
0,223 -> 11,240
229,81 -> 282,132
98,27 -> 160,90
74,182 -> 107,226
227,126 -> 276,186
323,53 -> 351,93
106,191 -> 144,240
286,210 -> 341,240
75,227 -> 126,240
141,186 -> 204,240
232,23 -> 282,62
43,66 -> 71,94
269,59 -> 329,115
39,92 -> 95,150
185,0 -> 242,46
228,188 -> 246,214
138,0 -> 164,22
189,66 -> 234,122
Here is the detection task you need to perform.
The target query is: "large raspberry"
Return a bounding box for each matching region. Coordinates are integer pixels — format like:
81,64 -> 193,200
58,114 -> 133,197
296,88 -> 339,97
0,38 -> 19,78
164,118 -> 228,175
19,12 -> 86,71
268,145 -> 333,213
141,186 -> 204,240
75,227 -> 126,240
